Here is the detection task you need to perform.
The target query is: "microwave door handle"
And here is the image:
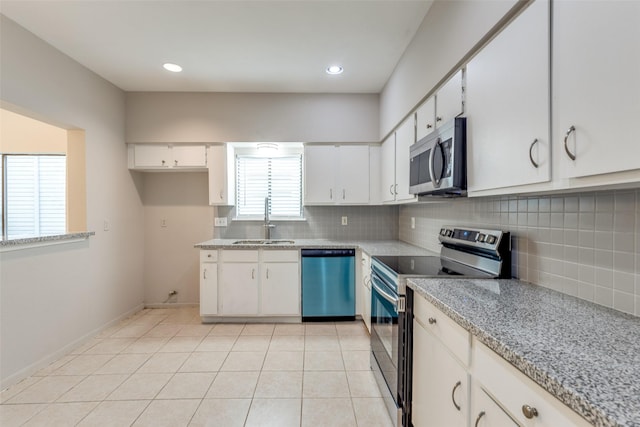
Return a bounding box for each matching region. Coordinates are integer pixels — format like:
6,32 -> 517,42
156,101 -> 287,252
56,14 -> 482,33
428,137 -> 442,188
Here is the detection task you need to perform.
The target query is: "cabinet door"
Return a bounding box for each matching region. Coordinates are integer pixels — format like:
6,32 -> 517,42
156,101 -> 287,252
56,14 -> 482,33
436,70 -> 464,128
339,145 -> 370,204
134,145 -> 171,168
471,385 -> 519,427
304,145 -> 337,204
172,145 -> 206,168
261,262 -> 300,315
208,145 -> 234,205
200,263 -> 218,316
466,0 -> 550,192
394,118 -> 417,203
220,262 -> 259,315
412,319 -> 469,427
554,0 -> 640,179
416,96 -> 436,142
380,133 -> 396,203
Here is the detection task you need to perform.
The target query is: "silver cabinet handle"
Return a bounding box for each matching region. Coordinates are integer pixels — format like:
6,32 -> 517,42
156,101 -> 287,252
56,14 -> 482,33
522,404 -> 539,419
451,381 -> 462,411
436,116 -> 443,122
529,138 -> 539,168
207,254 -> 212,258
161,160 -> 166,165
330,188 -> 333,200
394,184 -> 398,195
389,184 -> 394,196
564,125 -> 576,160
428,317 -> 437,324
342,189 -> 345,200
427,123 -> 433,129
266,268 -> 269,279
251,269 -> 255,279
174,159 -> 178,166
203,268 -> 207,280
474,411 -> 486,427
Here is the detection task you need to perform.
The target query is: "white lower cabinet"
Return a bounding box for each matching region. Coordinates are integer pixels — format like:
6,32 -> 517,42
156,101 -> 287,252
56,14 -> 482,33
201,249 -> 300,318
412,307 -> 469,427
471,384 -> 518,427
411,293 -> 590,427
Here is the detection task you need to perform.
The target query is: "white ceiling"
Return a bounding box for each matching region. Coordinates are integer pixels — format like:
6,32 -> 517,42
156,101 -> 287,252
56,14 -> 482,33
0,0 -> 433,93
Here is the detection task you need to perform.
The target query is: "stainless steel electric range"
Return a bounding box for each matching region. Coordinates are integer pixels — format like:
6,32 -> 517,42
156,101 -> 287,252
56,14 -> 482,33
370,226 -> 511,427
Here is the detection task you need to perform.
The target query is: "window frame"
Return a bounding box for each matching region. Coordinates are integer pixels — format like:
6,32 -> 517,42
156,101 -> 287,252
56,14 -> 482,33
234,150 -> 304,221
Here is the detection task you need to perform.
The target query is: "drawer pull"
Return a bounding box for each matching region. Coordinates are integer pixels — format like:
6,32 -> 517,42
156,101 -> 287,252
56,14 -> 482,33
207,254 -> 212,258
564,125 -> 576,160
474,411 -> 485,427
428,317 -> 437,324
522,404 -> 539,419
451,381 -> 462,411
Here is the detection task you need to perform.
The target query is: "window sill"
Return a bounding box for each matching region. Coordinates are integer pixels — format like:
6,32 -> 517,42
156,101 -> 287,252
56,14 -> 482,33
0,232 -> 95,252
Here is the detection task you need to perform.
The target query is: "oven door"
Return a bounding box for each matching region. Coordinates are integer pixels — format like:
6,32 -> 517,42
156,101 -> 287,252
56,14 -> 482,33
370,271 -> 400,425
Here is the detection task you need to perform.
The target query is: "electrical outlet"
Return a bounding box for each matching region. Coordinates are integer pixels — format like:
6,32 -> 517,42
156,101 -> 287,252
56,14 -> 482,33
214,217 -> 228,227
411,217 -> 415,229
160,219 -> 167,228
341,216 -> 348,226
103,220 -> 110,231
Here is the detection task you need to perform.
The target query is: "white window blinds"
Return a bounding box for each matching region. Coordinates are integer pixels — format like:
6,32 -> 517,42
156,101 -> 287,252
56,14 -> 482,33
236,155 -> 302,218
4,155 -> 66,238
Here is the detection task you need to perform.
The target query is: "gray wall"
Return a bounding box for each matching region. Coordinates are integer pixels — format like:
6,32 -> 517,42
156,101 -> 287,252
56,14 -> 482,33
126,92 -> 380,144
399,190 -> 640,317
0,16 -> 145,388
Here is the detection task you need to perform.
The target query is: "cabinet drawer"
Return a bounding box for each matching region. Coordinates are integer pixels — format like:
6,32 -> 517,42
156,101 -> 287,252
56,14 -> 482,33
200,250 -> 218,263
473,341 -> 590,427
222,250 -> 259,262
414,295 -> 470,367
262,250 -> 299,262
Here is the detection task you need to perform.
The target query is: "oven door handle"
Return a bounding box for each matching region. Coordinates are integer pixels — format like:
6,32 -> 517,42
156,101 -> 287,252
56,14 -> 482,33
372,279 -> 398,307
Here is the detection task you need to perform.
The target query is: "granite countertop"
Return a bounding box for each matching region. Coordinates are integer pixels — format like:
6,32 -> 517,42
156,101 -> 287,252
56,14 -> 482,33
407,278 -> 640,427
0,232 -> 95,250
195,238 -> 436,257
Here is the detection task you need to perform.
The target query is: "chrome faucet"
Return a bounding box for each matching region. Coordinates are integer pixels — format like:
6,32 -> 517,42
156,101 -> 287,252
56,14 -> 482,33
264,197 -> 276,239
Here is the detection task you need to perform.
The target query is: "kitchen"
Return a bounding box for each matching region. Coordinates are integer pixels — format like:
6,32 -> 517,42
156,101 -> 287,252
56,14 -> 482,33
1,1 -> 639,426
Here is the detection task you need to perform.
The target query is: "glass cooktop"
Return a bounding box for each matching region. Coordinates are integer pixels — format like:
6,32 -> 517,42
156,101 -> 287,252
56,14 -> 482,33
372,255 -> 457,277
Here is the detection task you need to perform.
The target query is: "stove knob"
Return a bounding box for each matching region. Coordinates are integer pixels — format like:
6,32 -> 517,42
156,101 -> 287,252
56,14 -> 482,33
485,235 -> 497,245
445,229 -> 453,237
440,228 -> 447,236
476,233 -> 486,243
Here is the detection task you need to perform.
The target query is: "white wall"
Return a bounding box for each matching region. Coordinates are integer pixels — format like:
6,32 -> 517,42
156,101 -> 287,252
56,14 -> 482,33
379,0 -> 519,138
0,16 -> 145,388
141,172 -> 213,305
125,92 -> 380,143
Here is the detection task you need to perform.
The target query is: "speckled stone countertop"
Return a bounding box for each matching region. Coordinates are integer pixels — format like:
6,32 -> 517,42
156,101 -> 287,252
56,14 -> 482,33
407,278 -> 640,427
0,232 -> 95,250
195,239 -> 436,257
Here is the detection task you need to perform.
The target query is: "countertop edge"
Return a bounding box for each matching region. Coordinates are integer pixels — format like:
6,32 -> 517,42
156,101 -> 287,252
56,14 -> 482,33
407,280 -> 619,427
0,232 -> 96,250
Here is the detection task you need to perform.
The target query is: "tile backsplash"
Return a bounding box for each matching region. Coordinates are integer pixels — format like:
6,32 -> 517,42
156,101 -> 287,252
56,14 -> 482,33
214,205 -> 399,241
399,189 -> 640,316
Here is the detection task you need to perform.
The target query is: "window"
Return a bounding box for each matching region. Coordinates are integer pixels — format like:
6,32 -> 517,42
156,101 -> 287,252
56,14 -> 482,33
235,154 -> 303,219
2,154 -> 66,239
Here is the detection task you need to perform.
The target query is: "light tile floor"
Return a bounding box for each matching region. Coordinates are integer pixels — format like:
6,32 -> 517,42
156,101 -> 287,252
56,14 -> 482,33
0,307 -> 393,427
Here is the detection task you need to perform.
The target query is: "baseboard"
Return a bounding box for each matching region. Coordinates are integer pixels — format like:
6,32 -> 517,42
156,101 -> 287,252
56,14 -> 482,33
1,303 -> 144,391
143,303 -> 198,309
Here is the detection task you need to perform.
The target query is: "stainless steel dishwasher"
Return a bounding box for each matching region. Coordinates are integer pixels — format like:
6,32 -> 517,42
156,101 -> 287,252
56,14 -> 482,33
301,248 -> 355,321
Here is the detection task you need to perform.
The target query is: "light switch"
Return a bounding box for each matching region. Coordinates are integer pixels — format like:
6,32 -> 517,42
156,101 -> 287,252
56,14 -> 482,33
341,216 -> 348,226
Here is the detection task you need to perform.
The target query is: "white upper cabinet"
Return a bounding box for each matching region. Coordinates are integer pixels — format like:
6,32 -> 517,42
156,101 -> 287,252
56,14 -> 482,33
466,0 -> 550,193
304,145 -> 370,205
208,145 -> 235,206
129,144 -> 207,170
415,96 -> 436,142
435,70 -> 464,129
379,118 -> 417,204
415,70 -> 464,142
553,0 -> 640,180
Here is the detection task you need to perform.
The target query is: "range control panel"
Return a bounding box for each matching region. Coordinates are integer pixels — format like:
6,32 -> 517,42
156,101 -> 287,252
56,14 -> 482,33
439,226 -> 505,249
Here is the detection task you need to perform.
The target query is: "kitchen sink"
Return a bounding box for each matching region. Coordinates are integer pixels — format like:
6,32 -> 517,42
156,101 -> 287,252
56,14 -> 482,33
232,239 -> 295,245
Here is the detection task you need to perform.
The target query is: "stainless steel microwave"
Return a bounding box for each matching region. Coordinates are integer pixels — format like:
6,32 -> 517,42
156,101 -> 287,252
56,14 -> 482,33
409,117 -> 466,196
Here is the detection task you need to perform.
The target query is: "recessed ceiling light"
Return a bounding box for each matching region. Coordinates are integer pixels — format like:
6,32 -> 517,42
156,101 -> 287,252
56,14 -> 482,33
326,65 -> 343,75
163,63 -> 183,73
